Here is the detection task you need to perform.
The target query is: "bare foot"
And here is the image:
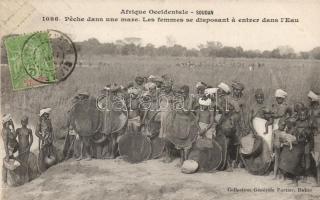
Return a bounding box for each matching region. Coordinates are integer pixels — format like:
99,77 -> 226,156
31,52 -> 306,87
84,157 -> 92,161
226,167 -> 233,172
175,162 -> 182,168
75,156 -> 83,161
162,157 -> 173,163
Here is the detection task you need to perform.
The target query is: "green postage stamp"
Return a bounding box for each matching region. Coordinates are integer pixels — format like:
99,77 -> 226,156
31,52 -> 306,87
4,30 -> 77,90
5,32 -> 56,90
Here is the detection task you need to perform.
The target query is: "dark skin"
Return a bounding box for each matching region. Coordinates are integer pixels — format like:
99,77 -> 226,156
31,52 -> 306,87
273,119 -> 292,179
249,93 -> 268,135
16,118 -> 33,155
196,105 -> 215,137
308,99 -> 320,186
2,120 -> 17,161
167,88 -> 192,166
296,109 -> 312,184
127,93 -> 142,133
135,78 -> 144,86
232,88 -> 243,99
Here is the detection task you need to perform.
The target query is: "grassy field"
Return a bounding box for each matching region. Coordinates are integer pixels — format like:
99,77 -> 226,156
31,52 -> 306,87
1,55 -> 320,137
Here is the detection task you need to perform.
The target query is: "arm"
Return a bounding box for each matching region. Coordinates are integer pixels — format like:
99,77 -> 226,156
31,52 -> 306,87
195,110 -> 201,130
248,110 -> 257,135
9,121 -> 17,139
35,122 -> 44,140
207,110 -> 215,130
28,129 -> 33,149
2,130 -> 9,160
141,109 -> 148,126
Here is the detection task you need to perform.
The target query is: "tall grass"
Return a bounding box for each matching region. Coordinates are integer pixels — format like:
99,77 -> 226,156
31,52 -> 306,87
1,55 -> 320,137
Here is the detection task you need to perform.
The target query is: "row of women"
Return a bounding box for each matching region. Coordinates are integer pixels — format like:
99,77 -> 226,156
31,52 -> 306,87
63,74 -> 320,187
2,74 -> 320,187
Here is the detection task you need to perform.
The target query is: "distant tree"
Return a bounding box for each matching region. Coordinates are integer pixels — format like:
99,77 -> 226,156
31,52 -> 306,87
123,37 -> 142,46
244,50 -> 261,58
86,38 -> 100,46
186,49 -> 199,57
168,44 -> 187,56
216,46 -> 239,57
157,45 -> 169,56
262,50 -> 271,58
270,48 -> 281,58
144,43 -> 156,56
278,45 -> 295,57
198,41 -> 223,57
299,51 -> 310,59
310,47 -> 320,59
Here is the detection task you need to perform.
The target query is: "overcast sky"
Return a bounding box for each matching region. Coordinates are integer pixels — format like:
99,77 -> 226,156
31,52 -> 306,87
1,0 -> 320,51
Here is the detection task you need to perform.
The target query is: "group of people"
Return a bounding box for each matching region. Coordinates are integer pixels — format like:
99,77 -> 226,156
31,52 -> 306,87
2,74 -> 320,187
2,107 -> 56,185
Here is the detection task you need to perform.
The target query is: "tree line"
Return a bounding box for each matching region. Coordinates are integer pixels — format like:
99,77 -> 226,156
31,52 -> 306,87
75,37 -> 320,59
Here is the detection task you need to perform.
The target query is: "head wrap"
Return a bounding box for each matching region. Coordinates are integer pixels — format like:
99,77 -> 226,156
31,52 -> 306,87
39,107 -> 52,116
148,75 -> 162,82
275,89 -> 288,98
308,90 -> 319,102
218,82 -> 230,93
195,81 -> 207,89
199,97 -> 212,106
255,88 -> 264,96
2,114 -> 12,124
144,82 -> 157,90
128,87 -> 139,95
231,81 -> 245,90
204,87 -> 218,95
135,76 -> 144,82
108,83 -> 121,92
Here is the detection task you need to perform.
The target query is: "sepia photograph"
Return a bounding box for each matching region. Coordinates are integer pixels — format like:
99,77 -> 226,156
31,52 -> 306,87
0,0 -> 320,200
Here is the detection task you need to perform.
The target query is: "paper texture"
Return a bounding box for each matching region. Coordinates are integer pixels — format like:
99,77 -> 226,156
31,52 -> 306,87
1,0 -> 320,200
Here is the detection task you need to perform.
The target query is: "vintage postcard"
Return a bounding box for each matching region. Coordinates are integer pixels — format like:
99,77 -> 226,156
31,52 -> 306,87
1,0 -> 320,200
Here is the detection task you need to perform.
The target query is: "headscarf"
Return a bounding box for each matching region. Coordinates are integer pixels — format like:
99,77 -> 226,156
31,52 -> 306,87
144,82 -> 157,90
308,90 -> 319,102
204,87 -> 218,96
128,87 -> 139,95
275,89 -> 288,98
39,107 -> 52,116
218,82 -> 231,93
231,81 -> 245,90
2,114 -> 12,124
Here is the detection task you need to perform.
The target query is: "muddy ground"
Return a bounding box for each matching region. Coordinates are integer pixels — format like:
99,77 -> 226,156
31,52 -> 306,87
1,158 -> 320,200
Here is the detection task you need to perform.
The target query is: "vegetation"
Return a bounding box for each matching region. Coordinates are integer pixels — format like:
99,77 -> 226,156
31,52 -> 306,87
75,38 -> 320,59
1,55 -> 320,138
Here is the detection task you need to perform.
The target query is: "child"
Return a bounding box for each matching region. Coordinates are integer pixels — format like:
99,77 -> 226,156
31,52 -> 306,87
16,116 -> 33,182
35,108 -> 57,164
273,117 -> 297,179
249,88 -> 272,135
196,97 -> 215,140
2,114 -> 18,184
272,89 -> 292,129
295,106 -> 313,182
2,114 -> 18,161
